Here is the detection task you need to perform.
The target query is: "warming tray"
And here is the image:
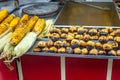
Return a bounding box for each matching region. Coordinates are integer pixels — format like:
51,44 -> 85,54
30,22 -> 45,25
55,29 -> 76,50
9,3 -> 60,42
26,25 -> 120,59
55,1 -> 120,26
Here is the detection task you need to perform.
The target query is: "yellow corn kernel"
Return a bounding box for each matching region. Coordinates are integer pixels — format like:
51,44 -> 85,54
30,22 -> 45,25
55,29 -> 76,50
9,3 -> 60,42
19,14 -> 29,24
0,9 -> 9,23
10,17 -> 20,32
24,16 -> 38,32
32,19 -> 46,36
0,23 -> 9,35
15,14 -> 29,29
10,28 -> 26,45
2,14 -> 15,24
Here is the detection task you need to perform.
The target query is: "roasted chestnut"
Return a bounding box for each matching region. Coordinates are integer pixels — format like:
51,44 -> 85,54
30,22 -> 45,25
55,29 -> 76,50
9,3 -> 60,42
71,39 -> 79,49
89,49 -> 98,55
69,26 -> 77,32
110,32 -> 115,36
114,36 -> 120,43
75,34 -> 83,40
79,40 -> 86,48
77,27 -> 87,34
99,36 -> 108,43
33,47 -> 41,52
117,50 -> 120,56
74,48 -> 81,54
61,28 -> 69,33
58,47 -> 66,53
107,35 -> 114,40
91,36 -> 98,40
50,33 -> 60,42
86,41 -> 95,50
112,42 -> 118,51
114,29 -> 120,36
42,47 -> 49,52
83,34 -> 91,42
81,48 -> 88,55
47,40 -> 54,47
103,43 -> 113,51
98,50 -> 106,55
38,41 -> 47,48
50,27 -> 61,34
49,46 -> 57,53
54,41 -> 63,48
105,27 -> 113,33
66,47 -> 73,54
63,41 -> 70,47
95,42 -> 103,50
50,27 -> 58,33
61,33 -> 67,39
66,35 -> 74,42
89,29 -> 97,36
107,50 -> 116,56
99,29 -> 108,36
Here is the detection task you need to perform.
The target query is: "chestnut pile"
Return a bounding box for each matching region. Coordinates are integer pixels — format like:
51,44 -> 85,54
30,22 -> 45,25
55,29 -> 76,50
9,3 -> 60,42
33,26 -> 120,56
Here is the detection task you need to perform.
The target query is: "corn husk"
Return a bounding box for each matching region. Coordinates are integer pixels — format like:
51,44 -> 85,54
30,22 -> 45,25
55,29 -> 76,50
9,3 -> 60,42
0,32 -> 12,52
0,28 -> 10,39
38,20 -> 53,38
12,32 -> 37,58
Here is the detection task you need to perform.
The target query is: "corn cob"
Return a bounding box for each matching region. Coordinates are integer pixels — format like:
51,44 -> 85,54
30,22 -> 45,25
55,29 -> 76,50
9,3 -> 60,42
24,16 -> 38,32
2,14 -> 15,24
13,32 -> 37,57
10,16 -> 38,46
19,14 -> 29,24
32,19 -> 46,36
0,23 -> 9,35
38,20 -> 53,38
15,14 -> 29,29
10,17 -> 20,32
0,9 -> 9,23
0,32 -> 12,52
10,28 -> 25,45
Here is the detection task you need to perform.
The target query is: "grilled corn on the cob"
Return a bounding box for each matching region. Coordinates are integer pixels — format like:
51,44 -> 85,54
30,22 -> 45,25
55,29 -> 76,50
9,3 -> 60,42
10,16 -> 38,46
0,9 -> 9,23
19,14 -> 29,24
32,19 -> 46,36
10,28 -> 25,45
0,23 -> 9,35
24,16 -> 38,32
2,14 -> 15,24
15,14 -> 29,29
10,17 -> 20,32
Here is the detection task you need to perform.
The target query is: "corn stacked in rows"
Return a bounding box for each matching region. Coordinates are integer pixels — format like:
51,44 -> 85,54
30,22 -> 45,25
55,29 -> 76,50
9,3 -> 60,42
10,16 -> 38,46
0,9 -> 9,23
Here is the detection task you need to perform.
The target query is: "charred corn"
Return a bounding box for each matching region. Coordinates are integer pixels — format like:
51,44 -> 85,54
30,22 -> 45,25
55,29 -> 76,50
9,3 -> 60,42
10,17 -> 20,32
24,16 -> 38,32
0,23 -> 9,35
10,28 -> 25,45
0,9 -> 9,23
15,14 -> 29,29
32,19 -> 46,36
19,14 -> 29,24
2,14 -> 15,24
10,16 -> 38,45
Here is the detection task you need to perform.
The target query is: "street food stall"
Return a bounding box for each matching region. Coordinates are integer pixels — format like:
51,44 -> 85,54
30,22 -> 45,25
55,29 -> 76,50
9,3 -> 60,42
0,0 -> 120,80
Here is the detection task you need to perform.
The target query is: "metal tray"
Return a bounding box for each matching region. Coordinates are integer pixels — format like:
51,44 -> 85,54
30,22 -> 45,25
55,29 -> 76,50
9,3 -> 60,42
26,25 -> 120,59
55,1 -> 120,26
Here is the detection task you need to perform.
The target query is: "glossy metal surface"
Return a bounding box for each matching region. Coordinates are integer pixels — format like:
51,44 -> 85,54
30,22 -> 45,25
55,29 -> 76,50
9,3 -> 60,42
55,1 -> 120,26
